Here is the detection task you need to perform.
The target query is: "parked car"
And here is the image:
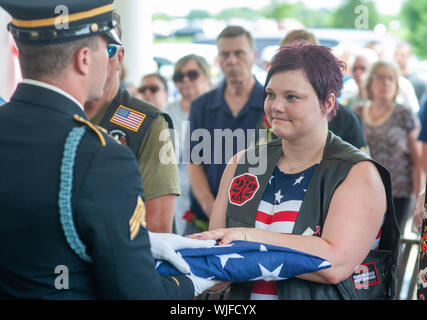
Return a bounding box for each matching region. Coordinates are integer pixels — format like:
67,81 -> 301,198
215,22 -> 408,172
174,26 -> 204,37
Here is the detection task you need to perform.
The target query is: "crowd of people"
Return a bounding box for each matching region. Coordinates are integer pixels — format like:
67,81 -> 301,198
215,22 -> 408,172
124,26 -> 427,300
124,30 -> 426,242
0,0 -> 426,301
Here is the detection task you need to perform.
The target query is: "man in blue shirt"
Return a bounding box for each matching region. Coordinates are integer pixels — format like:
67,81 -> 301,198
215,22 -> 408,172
0,97 -> 6,105
187,26 -> 264,232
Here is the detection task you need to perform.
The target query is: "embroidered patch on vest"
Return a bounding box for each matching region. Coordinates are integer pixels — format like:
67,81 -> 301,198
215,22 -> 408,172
421,232 -> 427,253
228,173 -> 260,206
129,196 -> 147,241
109,128 -> 128,145
110,105 -> 146,132
419,267 -> 427,289
351,262 -> 380,289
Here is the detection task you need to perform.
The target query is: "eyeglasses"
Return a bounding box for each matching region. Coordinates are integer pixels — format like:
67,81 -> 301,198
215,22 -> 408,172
173,70 -> 200,83
373,74 -> 395,83
138,85 -> 162,94
107,44 -> 122,59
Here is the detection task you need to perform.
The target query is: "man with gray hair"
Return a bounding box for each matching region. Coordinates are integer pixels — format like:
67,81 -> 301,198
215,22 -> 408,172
186,26 -> 264,233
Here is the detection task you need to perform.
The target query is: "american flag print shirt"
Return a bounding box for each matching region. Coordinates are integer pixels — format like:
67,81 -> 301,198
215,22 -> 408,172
251,164 -> 318,300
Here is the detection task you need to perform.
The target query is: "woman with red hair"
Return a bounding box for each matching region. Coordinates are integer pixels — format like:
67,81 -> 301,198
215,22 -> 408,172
191,43 -> 399,300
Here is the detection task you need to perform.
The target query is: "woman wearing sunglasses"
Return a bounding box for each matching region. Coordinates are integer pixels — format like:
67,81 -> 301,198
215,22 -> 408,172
164,54 -> 211,235
138,73 -> 169,110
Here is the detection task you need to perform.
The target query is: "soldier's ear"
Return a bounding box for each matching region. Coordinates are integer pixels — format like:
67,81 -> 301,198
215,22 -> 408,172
74,45 -> 91,76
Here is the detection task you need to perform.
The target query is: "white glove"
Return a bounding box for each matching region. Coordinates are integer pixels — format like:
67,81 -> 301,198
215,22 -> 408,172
148,232 -> 216,274
186,275 -> 219,296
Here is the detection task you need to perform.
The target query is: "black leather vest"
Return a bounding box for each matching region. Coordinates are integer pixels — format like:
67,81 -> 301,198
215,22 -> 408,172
98,88 -> 173,158
226,132 -> 399,300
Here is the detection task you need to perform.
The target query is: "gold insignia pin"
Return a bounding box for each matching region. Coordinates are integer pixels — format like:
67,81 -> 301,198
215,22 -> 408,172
129,196 -> 147,241
90,23 -> 99,33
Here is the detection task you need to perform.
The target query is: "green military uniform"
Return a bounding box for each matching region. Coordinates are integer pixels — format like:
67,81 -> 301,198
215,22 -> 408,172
91,88 -> 180,200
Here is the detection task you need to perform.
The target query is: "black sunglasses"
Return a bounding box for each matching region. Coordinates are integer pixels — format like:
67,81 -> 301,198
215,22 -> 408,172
107,44 -> 122,59
173,70 -> 200,83
139,85 -> 162,94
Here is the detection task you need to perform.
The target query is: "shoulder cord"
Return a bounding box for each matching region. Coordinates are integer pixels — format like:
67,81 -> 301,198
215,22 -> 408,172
58,126 -> 92,263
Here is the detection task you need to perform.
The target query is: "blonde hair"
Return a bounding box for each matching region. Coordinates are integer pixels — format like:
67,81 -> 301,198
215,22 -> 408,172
366,61 -> 399,101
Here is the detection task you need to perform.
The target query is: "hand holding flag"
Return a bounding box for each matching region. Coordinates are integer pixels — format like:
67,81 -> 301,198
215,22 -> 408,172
148,232 -> 216,274
156,240 -> 331,283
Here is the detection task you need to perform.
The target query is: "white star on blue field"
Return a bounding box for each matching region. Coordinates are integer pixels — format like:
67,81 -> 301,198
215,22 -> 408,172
155,240 -> 331,283
264,165 -> 318,206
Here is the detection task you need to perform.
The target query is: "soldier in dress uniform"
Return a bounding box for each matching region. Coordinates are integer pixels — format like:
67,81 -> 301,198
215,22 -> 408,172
0,0 -> 215,299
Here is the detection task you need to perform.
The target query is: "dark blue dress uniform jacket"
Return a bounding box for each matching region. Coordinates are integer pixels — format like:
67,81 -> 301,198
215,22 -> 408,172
0,83 -> 194,299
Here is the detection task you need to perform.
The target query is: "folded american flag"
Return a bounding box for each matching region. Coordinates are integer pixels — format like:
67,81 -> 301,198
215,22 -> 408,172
156,240 -> 331,282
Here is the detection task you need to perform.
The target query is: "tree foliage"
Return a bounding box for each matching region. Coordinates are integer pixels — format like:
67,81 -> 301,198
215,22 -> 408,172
291,4 -> 331,28
262,1 -> 331,28
331,0 -> 379,30
215,7 -> 260,20
186,10 -> 211,20
152,0 -> 427,60
401,0 -> 427,59
264,2 -> 296,21
152,13 -> 172,21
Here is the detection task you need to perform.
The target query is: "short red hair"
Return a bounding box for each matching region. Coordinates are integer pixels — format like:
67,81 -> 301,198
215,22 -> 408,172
265,43 -> 346,121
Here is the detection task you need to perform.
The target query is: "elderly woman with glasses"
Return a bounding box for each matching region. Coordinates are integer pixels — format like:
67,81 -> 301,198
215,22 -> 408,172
361,61 -> 422,232
164,54 -> 211,235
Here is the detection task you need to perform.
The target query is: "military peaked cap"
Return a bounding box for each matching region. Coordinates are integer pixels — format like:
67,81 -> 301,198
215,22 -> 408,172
0,0 -> 121,45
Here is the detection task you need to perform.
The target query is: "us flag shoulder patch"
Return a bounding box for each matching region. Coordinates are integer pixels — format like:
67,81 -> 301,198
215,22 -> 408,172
110,105 -> 146,132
